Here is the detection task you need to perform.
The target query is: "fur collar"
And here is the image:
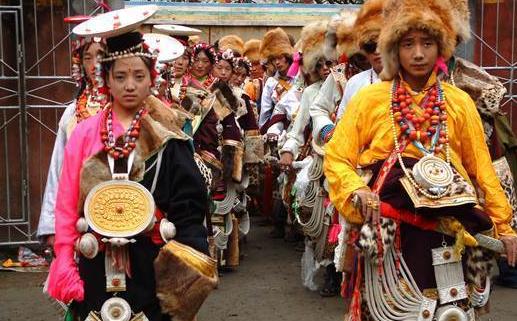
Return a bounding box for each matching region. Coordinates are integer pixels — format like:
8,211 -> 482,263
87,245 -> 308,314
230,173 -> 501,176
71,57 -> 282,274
78,95 -> 189,211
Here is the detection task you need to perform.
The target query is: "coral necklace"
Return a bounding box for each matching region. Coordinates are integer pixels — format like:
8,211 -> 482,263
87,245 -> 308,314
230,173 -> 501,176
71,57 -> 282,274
101,105 -> 146,160
389,79 -> 449,155
389,78 -> 453,199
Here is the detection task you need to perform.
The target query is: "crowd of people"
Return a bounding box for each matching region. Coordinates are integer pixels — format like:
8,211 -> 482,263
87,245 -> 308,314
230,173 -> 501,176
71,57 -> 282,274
35,0 -> 517,320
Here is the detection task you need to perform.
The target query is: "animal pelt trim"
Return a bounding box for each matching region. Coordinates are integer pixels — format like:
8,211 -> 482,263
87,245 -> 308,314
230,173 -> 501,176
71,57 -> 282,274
211,80 -> 239,117
299,20 -> 329,76
353,0 -> 384,49
243,39 -> 261,62
260,27 -> 293,60
325,8 -> 358,60
378,0 -> 457,80
451,57 -> 506,117
78,95 -> 189,210
221,143 -> 240,184
154,240 -> 218,321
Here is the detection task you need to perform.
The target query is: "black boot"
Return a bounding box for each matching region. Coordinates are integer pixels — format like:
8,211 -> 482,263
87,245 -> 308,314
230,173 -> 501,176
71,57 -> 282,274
269,199 -> 286,238
319,263 -> 341,297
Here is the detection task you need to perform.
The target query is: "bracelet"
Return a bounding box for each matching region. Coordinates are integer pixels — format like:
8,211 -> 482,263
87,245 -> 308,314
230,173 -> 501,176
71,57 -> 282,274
320,124 -> 335,143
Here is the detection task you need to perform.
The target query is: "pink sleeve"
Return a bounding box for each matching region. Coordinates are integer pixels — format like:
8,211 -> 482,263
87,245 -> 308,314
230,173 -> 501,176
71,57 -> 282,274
46,126 -> 87,303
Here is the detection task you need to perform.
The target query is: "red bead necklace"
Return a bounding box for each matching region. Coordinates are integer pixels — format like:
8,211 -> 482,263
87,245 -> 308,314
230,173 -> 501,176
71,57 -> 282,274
101,105 -> 146,160
390,80 -> 448,155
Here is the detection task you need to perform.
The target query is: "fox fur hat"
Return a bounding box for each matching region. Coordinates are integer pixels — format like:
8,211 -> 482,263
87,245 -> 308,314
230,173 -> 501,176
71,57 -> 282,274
325,8 -> 358,60
260,27 -> 294,61
379,0 -> 457,80
243,39 -> 261,62
217,35 -> 245,56
354,0 -> 384,49
300,20 -> 329,75
449,0 -> 471,43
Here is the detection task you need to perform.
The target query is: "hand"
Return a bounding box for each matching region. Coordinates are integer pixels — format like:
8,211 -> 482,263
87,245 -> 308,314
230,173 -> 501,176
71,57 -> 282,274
279,152 -> 294,172
500,235 -> 517,267
351,188 -> 380,222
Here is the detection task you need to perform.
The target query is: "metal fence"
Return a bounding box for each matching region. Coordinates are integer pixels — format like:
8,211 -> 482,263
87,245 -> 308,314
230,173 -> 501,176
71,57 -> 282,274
0,0 -> 105,245
0,0 -> 515,245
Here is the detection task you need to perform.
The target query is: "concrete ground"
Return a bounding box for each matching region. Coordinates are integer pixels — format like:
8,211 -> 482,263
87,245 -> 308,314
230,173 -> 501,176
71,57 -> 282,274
0,222 -> 516,321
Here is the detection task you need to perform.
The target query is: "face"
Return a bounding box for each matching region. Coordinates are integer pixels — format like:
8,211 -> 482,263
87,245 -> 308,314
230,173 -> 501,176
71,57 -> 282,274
361,40 -> 383,74
82,42 -> 104,84
230,66 -> 248,87
315,59 -> 335,81
191,51 -> 212,79
213,60 -> 233,82
398,29 -> 439,80
272,55 -> 290,75
107,56 -> 152,110
250,61 -> 264,79
173,54 -> 190,78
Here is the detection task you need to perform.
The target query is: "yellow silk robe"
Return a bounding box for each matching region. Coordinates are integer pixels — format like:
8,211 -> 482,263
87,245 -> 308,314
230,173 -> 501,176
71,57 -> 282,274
324,73 -> 515,237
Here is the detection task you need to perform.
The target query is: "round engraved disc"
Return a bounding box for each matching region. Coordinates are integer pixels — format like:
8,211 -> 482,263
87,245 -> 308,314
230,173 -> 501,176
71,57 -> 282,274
412,155 -> 454,190
84,180 -> 155,238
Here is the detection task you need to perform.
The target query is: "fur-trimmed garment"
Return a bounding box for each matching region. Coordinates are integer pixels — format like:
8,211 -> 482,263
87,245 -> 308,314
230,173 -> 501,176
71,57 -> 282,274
379,0 -> 457,80
47,96 -> 209,321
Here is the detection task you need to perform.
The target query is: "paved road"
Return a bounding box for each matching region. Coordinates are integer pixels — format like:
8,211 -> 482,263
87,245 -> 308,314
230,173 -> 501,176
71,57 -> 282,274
1,221 -> 516,321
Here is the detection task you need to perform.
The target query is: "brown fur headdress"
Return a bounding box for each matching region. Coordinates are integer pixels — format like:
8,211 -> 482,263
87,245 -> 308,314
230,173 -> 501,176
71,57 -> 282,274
300,20 -> 329,75
354,0 -> 384,49
243,39 -> 261,62
325,8 -> 358,60
260,27 -> 293,60
218,35 -> 245,56
449,0 -> 471,42
379,0 -> 457,80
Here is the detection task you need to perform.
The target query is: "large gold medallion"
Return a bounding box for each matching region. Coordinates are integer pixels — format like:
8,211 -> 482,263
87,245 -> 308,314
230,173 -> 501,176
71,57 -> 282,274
84,180 -> 155,238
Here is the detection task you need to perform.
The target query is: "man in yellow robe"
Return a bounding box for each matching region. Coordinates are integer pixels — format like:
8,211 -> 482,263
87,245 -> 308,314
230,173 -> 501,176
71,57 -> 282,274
324,0 -> 517,319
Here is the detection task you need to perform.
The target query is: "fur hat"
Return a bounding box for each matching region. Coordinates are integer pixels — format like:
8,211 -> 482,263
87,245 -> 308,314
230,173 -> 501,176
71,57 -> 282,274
325,8 -> 359,60
243,39 -> 261,62
354,0 -> 384,49
260,28 -> 293,60
300,20 -> 329,75
449,0 -> 471,43
379,0 -> 457,80
217,35 -> 245,56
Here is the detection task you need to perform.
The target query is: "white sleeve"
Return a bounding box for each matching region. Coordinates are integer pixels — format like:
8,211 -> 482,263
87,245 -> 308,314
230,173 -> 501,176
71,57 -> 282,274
259,77 -> 276,128
37,103 -> 76,237
280,86 -> 314,158
309,75 -> 339,142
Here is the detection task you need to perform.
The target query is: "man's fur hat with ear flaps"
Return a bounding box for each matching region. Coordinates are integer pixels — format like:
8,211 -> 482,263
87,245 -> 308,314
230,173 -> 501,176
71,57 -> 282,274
243,39 -> 261,63
217,35 -> 245,56
378,0 -> 457,81
354,0 -> 384,49
325,8 -> 358,61
260,27 -> 294,61
299,20 -> 329,76
449,0 -> 471,43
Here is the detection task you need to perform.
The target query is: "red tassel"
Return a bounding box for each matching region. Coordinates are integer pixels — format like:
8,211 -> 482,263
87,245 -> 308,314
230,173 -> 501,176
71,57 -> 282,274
328,224 -> 342,244
348,258 -> 363,321
434,56 -> 449,76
